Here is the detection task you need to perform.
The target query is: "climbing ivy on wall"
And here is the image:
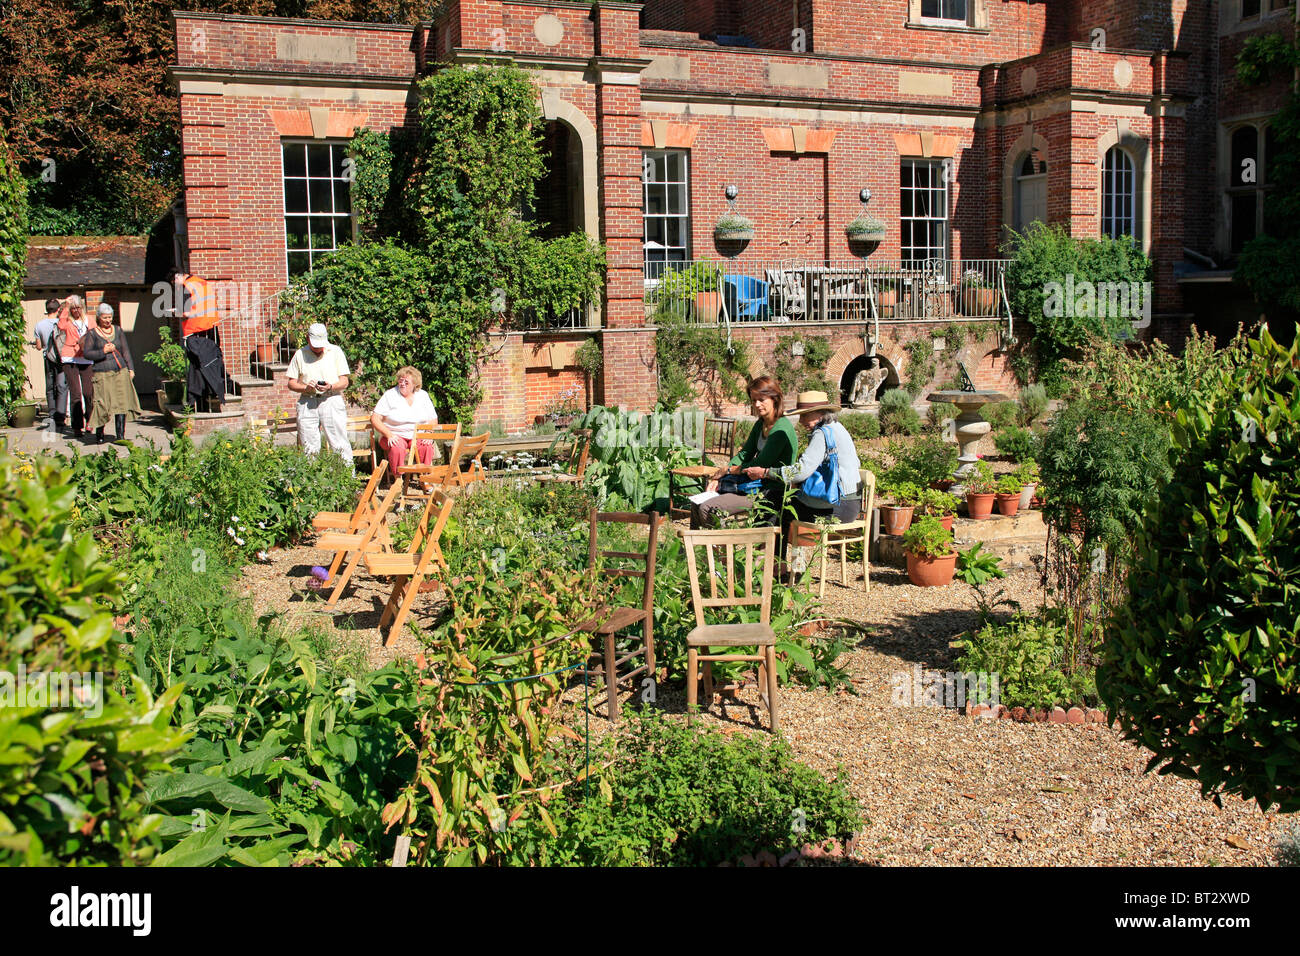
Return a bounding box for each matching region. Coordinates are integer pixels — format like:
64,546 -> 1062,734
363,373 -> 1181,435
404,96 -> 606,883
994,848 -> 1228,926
771,332 -> 832,397
0,136 -> 29,416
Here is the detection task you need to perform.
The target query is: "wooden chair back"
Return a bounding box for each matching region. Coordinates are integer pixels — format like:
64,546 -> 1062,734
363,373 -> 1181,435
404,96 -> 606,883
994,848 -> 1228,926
408,487 -> 454,573
680,526 -> 778,630
407,422 -> 461,467
569,430 -> 592,479
703,417 -> 736,460
588,511 -> 663,613
452,432 -> 491,486
859,468 -> 877,521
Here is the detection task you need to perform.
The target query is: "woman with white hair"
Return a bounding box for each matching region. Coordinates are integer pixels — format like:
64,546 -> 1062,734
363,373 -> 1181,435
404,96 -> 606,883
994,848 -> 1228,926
83,302 -> 141,443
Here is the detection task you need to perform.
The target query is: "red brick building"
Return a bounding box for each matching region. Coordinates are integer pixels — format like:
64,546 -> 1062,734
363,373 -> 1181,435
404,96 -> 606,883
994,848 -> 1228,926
169,1 -> 1295,431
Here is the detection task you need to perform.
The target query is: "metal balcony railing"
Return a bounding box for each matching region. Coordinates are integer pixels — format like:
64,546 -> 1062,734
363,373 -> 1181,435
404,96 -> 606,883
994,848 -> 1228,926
644,258 -> 1013,334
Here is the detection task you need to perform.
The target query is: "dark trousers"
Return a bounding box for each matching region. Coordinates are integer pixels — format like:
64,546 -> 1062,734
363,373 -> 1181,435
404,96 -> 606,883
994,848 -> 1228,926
64,363 -> 94,434
43,358 -> 67,425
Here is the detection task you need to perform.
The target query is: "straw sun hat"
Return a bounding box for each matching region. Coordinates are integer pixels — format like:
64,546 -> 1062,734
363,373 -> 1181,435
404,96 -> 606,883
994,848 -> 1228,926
786,390 -> 841,416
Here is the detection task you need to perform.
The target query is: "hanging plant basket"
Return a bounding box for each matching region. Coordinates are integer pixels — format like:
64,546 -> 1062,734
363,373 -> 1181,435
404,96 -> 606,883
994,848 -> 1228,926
713,213 -> 755,242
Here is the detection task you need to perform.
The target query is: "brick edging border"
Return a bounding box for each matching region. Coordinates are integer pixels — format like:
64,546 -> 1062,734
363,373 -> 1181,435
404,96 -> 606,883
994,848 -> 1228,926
965,703 -> 1111,725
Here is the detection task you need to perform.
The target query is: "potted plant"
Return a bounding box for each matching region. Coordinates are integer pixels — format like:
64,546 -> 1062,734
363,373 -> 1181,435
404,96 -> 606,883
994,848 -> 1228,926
964,460 -> 996,520
919,486 -> 958,532
6,399 -> 38,428
879,480 -> 922,535
144,327 -> 189,406
870,267 -> 899,316
657,260 -> 724,323
1014,459 -> 1040,509
846,214 -> 887,258
903,515 -> 957,587
958,269 -> 997,317
994,473 -> 1023,517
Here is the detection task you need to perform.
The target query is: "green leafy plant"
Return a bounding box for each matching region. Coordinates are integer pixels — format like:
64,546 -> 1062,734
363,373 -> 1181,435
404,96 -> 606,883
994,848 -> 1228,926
884,434 -> 958,487
995,425 -> 1042,463
0,451 -> 188,865
845,213 -> 887,239
772,333 -> 833,397
713,212 -> 755,239
879,388 -> 921,436
953,614 -> 1096,710
0,136 -> 28,418
964,460 -> 996,495
927,401 -> 957,431
1013,459 -> 1040,485
1100,328 -> 1300,812
565,406 -> 696,511
142,326 -> 189,383
537,713 -> 862,866
654,311 -> 752,413
882,480 -> 922,507
902,515 -> 954,558
956,542 -> 1019,623
902,338 -> 936,399
918,486 -> 956,516
983,401 -> 1018,430
995,474 -> 1023,495
839,411 -> 880,442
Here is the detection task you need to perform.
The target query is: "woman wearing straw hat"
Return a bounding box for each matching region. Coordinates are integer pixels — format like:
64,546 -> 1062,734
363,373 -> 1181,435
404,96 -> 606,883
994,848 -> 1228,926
743,390 -> 862,544
83,303 -> 142,443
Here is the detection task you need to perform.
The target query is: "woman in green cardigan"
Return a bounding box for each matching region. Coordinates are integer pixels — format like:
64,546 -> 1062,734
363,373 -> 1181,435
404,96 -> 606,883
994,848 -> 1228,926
692,375 -> 797,528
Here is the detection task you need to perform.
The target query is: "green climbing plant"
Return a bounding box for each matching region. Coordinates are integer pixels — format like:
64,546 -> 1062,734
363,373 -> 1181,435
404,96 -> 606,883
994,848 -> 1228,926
0,135 -> 29,417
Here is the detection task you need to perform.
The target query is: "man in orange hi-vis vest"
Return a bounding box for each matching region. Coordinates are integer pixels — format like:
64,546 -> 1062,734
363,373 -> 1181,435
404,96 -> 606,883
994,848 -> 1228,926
176,273 -> 219,337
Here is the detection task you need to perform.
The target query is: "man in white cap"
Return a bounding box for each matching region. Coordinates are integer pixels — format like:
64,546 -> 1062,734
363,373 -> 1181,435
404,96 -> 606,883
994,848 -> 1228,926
285,322 -> 352,463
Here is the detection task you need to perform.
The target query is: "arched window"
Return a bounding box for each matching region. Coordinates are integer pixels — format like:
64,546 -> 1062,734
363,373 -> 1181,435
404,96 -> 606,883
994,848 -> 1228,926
1101,147 -> 1135,241
1014,152 -> 1047,231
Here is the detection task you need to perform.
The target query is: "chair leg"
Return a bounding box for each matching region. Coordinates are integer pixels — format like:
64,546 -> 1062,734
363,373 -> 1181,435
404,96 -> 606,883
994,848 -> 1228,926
863,540 -> 870,592
643,616 -> 656,687
383,574 -> 423,648
326,551 -> 363,606
603,632 -> 619,722
686,648 -> 698,723
702,661 -> 714,711
840,540 -> 847,586
819,537 -> 828,601
379,576 -> 407,629
765,644 -> 779,733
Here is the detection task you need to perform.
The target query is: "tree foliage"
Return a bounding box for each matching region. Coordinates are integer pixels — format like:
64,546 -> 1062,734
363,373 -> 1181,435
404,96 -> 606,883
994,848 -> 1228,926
1101,328 -> 1300,812
0,1 -> 437,236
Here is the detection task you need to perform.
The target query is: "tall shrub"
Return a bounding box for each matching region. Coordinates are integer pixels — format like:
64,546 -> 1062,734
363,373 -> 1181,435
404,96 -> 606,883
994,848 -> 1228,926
0,452 -> 186,865
1101,328 -> 1300,812
0,135 -> 28,416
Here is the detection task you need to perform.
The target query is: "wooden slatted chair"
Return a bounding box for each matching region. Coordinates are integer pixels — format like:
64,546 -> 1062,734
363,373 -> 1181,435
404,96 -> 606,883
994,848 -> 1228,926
365,489 -> 455,647
788,469 -> 877,599
669,416 -> 739,519
396,422 -> 461,500
314,479 -> 403,606
311,459 -> 390,581
680,525 -> 780,732
536,429 -> 591,487
446,431 -> 490,487
583,511 -> 663,722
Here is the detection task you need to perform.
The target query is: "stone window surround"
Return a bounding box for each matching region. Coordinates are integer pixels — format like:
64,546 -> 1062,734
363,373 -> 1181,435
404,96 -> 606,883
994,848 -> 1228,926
907,0 -> 990,33
1000,128 -> 1049,241
1095,124 -> 1151,254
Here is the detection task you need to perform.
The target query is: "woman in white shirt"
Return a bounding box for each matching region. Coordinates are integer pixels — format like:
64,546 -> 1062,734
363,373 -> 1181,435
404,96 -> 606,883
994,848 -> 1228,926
370,366 -> 439,474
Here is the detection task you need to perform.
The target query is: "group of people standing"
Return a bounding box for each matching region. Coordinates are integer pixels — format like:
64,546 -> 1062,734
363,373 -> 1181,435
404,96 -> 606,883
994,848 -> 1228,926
31,296 -> 141,443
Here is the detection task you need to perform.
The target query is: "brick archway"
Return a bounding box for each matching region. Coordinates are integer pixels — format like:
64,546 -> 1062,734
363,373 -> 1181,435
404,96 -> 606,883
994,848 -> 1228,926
829,341 -> 904,403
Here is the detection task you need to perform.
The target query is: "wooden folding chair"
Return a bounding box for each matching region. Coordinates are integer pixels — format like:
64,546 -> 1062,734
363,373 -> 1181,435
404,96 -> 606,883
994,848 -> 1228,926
451,432 -> 490,487
395,422 -> 461,500
582,510 -> 663,722
365,489 -> 455,647
314,479 -> 402,606
789,469 -> 877,598
536,429 -> 591,487
311,460 -> 390,585
681,525 -> 781,732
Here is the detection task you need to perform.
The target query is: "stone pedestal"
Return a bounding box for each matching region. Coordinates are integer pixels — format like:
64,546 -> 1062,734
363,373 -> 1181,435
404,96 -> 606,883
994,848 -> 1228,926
926,389 -> 1011,490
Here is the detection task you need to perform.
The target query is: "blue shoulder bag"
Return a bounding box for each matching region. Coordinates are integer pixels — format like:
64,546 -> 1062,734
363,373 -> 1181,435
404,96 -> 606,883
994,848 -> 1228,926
801,425 -> 841,505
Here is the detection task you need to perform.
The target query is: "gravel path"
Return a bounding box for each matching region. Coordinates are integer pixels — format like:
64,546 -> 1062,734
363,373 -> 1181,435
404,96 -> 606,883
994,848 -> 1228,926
239,512 -> 1286,867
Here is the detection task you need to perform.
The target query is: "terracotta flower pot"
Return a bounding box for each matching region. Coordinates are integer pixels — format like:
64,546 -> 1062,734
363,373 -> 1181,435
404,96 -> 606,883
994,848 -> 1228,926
995,493 -> 1021,517
936,514 -> 955,532
876,290 -> 897,317
879,505 -> 915,536
255,342 -> 275,364
693,290 -> 723,322
959,286 -> 997,316
966,492 -> 995,520
906,550 -> 958,587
